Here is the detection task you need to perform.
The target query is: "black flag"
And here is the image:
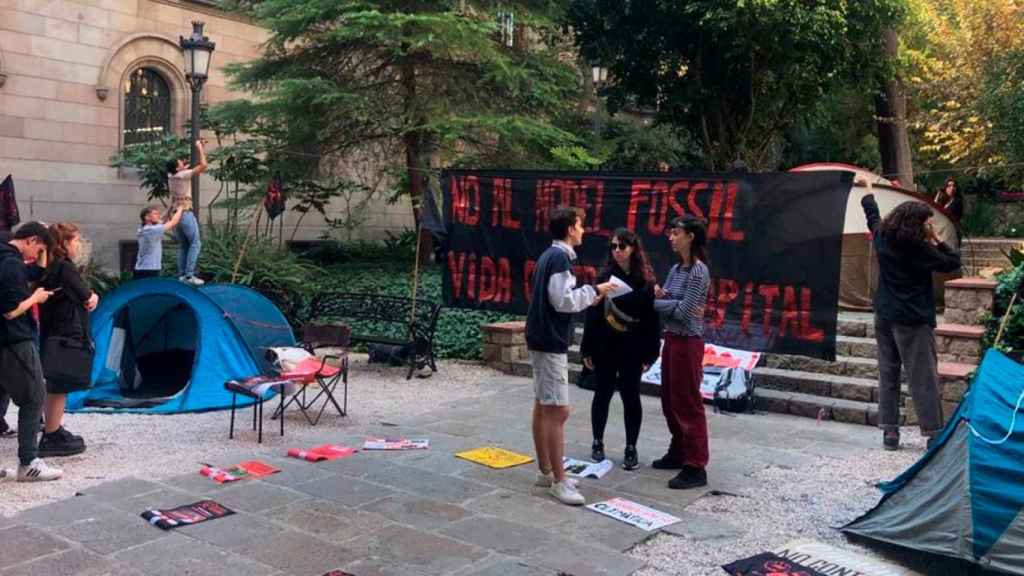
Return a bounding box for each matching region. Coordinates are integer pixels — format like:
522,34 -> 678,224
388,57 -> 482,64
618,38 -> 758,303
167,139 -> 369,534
0,175 -> 20,232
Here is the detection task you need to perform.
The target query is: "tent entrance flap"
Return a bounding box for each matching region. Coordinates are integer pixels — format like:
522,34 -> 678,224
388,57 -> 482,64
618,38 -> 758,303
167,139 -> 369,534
87,296 -> 199,408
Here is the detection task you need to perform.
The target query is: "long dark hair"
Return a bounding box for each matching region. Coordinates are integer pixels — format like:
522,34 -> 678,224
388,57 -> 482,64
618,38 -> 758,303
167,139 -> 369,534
879,201 -> 932,244
669,215 -> 708,264
603,227 -> 655,284
47,222 -> 79,263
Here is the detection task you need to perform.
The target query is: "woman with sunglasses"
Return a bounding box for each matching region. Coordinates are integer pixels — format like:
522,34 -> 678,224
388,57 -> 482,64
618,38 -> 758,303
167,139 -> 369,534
580,228 -> 661,470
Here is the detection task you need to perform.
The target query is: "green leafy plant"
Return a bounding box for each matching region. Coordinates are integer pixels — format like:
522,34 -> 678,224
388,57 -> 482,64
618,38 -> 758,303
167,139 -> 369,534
983,264 -> 1024,356
109,135 -> 191,202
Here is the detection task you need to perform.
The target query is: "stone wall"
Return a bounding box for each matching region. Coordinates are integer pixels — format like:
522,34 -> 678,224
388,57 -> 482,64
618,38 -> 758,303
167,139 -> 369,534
481,321 -> 527,374
942,278 -> 997,325
0,0 -> 412,271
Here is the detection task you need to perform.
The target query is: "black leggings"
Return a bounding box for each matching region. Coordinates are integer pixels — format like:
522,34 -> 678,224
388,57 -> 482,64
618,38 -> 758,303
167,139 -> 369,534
590,358 -> 644,447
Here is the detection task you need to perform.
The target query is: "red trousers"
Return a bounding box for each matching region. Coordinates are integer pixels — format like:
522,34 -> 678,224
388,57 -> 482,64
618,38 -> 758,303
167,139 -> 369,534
660,334 -> 709,468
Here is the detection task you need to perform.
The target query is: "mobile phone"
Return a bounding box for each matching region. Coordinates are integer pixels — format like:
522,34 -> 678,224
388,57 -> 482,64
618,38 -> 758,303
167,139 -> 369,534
51,287 -> 63,293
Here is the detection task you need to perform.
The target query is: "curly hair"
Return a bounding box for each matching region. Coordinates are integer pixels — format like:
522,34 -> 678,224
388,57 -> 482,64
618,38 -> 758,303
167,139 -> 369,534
47,222 -> 80,262
602,227 -> 655,284
879,201 -> 932,244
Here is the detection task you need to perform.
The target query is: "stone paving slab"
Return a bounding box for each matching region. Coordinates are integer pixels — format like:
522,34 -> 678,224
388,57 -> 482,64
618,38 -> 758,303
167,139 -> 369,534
0,547 -> 147,576
291,475 -> 397,508
453,556 -> 555,576
105,487 -> 202,514
440,516 -> 557,556
0,525 -> 71,570
526,538 -> 647,576
343,524 -> 489,575
463,489 -> 574,529
359,493 -> 476,531
177,510 -> 286,550
213,480 -> 311,514
113,533 -> 279,576
9,494 -> 116,528
76,478 -> 167,505
358,462 -> 496,505
49,508 -> 171,555
227,528 -> 354,575
260,498 -> 395,544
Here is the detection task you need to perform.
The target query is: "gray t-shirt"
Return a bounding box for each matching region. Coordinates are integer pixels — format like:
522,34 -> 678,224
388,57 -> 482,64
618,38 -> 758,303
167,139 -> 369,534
135,224 -> 166,271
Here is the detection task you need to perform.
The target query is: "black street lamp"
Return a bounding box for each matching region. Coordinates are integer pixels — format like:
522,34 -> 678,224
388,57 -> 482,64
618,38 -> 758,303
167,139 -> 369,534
591,63 -> 608,135
180,21 -> 215,217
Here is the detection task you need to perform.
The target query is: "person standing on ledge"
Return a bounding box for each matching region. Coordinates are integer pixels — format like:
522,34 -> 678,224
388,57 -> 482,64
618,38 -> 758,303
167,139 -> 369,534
165,140 -> 208,286
526,206 -> 613,506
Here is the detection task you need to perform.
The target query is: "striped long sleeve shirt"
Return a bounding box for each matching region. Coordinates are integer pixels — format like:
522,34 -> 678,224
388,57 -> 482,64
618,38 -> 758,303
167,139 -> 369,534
654,260 -> 710,337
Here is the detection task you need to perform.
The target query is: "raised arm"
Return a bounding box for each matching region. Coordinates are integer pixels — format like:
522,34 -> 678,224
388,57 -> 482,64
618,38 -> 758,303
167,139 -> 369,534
192,140 -> 208,175
861,193 -> 881,234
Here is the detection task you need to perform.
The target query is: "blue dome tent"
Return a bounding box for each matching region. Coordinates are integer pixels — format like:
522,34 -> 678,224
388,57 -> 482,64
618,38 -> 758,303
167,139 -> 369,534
843,350 -> 1024,574
67,279 -> 296,414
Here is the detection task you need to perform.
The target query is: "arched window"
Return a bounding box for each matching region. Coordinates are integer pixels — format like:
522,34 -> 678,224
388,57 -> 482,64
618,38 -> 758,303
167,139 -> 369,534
123,68 -> 171,146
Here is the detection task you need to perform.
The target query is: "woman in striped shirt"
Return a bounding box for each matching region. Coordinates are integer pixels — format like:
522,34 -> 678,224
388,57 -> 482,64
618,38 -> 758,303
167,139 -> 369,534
653,215 -> 711,490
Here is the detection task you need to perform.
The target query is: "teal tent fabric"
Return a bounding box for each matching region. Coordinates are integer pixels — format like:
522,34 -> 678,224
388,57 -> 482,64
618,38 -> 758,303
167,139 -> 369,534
67,279 -> 295,414
844,350 -> 1024,574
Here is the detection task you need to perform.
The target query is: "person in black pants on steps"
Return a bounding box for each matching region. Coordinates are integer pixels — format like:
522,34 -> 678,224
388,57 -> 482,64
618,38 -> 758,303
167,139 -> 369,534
581,228 -> 661,470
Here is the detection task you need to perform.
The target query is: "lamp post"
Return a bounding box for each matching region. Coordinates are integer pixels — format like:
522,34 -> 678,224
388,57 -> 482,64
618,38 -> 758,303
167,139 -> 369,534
180,21 -> 215,217
591,63 -> 607,136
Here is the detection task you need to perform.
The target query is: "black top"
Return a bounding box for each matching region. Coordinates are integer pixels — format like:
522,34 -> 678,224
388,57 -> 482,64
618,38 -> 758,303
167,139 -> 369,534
580,264 -> 661,367
0,242 -> 33,346
526,245 -> 576,353
39,258 -> 92,342
862,195 -> 961,326
945,194 -> 964,223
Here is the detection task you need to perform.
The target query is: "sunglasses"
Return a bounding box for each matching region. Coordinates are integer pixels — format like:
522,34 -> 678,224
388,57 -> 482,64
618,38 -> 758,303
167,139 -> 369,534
609,242 -> 630,251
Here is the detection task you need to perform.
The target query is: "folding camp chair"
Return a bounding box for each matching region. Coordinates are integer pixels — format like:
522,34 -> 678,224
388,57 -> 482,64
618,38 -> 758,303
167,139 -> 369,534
271,323 -> 349,425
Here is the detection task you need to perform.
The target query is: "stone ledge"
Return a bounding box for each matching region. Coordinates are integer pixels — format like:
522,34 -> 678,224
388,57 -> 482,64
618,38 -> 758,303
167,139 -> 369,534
938,361 -> 974,379
935,323 -> 986,339
946,278 -> 998,290
481,321 -> 525,334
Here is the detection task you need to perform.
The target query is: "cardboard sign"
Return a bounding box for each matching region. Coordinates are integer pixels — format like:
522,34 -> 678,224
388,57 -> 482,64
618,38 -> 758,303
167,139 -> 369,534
287,445 -> 357,462
141,500 -> 234,530
362,438 -> 429,450
455,447 -> 534,469
563,457 -> 613,479
586,497 -> 680,532
774,540 -> 923,576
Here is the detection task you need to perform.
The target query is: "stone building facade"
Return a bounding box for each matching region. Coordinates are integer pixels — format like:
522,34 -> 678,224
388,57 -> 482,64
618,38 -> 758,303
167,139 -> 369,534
0,0 -> 412,271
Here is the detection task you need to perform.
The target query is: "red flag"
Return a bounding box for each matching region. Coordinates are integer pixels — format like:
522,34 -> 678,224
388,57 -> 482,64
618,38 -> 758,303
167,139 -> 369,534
263,174 -> 285,220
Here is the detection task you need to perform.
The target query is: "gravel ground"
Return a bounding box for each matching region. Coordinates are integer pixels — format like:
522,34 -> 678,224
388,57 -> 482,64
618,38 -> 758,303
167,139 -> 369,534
630,430 -> 925,575
0,355 -> 494,517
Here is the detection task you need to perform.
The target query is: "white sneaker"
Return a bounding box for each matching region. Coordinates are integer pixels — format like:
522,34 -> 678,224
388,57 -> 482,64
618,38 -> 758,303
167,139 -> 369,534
17,458 -> 62,482
549,480 -> 585,506
185,275 -> 205,286
534,472 -> 578,488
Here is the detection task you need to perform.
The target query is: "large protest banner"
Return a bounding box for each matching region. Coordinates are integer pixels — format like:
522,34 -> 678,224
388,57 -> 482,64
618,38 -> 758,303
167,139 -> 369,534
441,170 -> 852,360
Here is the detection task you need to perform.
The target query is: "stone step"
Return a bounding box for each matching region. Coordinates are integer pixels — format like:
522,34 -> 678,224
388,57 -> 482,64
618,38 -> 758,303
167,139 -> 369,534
935,323 -> 986,364
762,354 -> 880,379
568,334 -> 880,364
753,388 -> 893,426
753,366 -> 883,403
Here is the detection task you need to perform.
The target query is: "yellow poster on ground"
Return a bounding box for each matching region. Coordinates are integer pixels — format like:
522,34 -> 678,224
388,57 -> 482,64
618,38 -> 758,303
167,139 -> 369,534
455,446 -> 534,469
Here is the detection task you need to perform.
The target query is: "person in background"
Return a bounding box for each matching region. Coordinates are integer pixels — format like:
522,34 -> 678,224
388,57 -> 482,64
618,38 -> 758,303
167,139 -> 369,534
862,194 -> 961,450
581,228 -> 661,471
657,161 -> 671,173
653,215 -> 711,490
165,140 -> 208,285
37,222 -> 99,457
134,205 -> 184,280
526,206 -> 614,506
934,177 -> 964,224
0,222 -> 62,481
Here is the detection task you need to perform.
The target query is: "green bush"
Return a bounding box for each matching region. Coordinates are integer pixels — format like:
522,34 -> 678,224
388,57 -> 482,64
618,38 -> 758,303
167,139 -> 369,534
983,264 -> 1024,356
313,261 -> 519,360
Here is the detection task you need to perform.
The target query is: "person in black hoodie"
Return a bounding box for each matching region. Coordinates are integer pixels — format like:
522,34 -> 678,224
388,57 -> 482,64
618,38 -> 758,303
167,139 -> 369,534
0,222 -> 63,481
38,222 -> 98,457
862,194 -> 961,451
581,228 -> 660,470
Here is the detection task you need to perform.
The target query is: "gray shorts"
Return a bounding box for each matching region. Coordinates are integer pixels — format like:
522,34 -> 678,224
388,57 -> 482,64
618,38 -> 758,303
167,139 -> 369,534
530,351 -> 569,406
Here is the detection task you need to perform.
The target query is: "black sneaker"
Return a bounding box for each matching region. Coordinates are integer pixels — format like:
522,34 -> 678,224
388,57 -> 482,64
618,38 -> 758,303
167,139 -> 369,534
591,440 -> 605,462
668,466 -> 707,490
623,446 -> 639,471
651,453 -> 683,470
0,422 -> 14,438
37,428 -> 86,457
883,431 -> 900,451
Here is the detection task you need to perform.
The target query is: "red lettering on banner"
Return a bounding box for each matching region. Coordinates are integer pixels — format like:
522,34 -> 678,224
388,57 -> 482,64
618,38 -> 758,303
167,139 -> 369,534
490,178 -> 520,230
740,282 -> 754,334
572,265 -> 598,286
722,182 -> 745,241
535,180 -> 552,231
710,278 -> 738,329
627,181 -> 651,231
648,181 -> 670,236
523,260 -> 537,302
668,181 -> 689,219
479,257 -> 497,302
496,258 -> 512,303
706,182 -> 724,239
800,288 -> 824,342
779,286 -> 800,338
759,284 -> 780,336
687,182 -> 708,221
466,254 -> 477,300
447,251 -> 466,299
451,176 -> 480,225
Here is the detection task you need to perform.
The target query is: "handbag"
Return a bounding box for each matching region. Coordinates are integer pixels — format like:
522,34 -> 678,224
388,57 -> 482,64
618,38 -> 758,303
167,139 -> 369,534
41,289 -> 94,388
